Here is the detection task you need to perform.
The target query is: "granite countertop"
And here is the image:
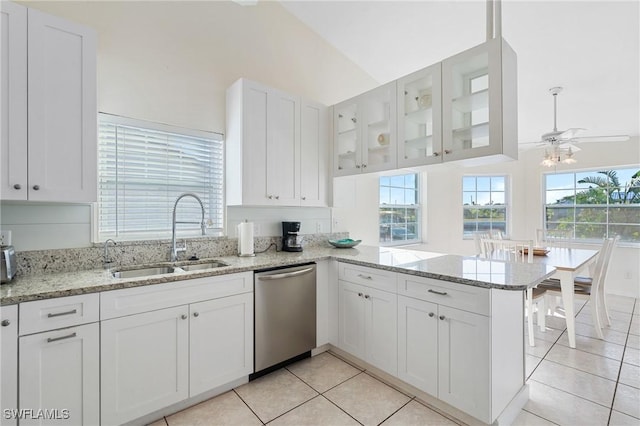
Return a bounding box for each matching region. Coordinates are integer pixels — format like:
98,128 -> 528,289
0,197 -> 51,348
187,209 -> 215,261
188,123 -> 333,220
0,245 -> 556,305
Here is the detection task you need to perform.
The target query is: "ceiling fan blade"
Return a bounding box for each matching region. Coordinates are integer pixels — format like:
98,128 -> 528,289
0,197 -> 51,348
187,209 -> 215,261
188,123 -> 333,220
572,135 -> 630,143
558,128 -> 586,140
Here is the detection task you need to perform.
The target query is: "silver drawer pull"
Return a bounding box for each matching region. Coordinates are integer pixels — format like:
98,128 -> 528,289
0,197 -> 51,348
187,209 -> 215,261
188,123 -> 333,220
47,332 -> 77,343
47,309 -> 78,318
1,320 -> 10,326
364,294 -> 370,299
428,289 -> 448,296
357,274 -> 373,280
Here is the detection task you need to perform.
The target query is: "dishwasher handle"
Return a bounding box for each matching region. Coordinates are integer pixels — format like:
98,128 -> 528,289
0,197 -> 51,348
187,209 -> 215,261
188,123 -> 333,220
257,267 -> 315,281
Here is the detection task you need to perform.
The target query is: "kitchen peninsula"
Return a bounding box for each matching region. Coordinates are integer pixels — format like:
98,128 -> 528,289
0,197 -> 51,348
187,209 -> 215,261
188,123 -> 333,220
1,245 -> 555,426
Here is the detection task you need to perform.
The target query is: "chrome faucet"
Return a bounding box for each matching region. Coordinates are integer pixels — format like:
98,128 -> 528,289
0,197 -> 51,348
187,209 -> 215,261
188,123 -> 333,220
171,193 -> 206,262
103,239 -> 117,269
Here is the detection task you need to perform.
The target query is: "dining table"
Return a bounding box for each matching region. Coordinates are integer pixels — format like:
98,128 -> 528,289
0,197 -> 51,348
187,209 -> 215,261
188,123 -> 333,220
528,246 -> 600,348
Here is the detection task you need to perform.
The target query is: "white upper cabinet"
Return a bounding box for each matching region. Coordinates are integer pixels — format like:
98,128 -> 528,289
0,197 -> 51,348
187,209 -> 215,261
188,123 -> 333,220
1,3 -> 97,202
397,63 -> 442,167
441,37 -> 517,163
226,78 -> 329,207
334,82 -> 397,176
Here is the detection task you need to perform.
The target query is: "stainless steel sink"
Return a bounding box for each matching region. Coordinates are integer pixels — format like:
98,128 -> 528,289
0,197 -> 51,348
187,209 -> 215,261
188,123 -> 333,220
178,261 -> 228,272
112,266 -> 175,278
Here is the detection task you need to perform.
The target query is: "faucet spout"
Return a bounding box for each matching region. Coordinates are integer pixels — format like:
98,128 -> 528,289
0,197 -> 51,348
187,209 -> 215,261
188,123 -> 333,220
103,239 -> 117,269
171,193 -> 206,262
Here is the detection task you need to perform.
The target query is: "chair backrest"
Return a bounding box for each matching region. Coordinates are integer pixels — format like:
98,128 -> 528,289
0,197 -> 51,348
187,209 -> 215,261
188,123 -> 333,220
473,230 -> 504,256
594,236 -> 620,289
536,228 -> 572,247
480,238 -> 533,263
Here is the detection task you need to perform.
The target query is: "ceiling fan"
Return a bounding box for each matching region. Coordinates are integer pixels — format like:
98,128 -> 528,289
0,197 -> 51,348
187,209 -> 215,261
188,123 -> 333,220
527,86 -> 630,147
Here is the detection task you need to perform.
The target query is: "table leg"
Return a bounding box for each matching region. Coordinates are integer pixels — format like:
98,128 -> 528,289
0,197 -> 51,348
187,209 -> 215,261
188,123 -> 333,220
559,271 -> 576,348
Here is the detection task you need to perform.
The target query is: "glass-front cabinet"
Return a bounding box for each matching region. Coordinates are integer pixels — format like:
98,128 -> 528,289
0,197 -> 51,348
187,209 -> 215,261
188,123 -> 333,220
442,37 -> 517,163
397,63 -> 442,167
334,82 -> 397,176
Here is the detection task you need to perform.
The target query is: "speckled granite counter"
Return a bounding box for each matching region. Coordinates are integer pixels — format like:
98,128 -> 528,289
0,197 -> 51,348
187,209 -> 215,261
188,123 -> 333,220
0,245 -> 555,305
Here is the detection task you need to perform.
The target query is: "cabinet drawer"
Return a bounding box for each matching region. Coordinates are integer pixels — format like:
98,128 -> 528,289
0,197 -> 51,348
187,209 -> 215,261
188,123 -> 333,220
338,262 -> 396,293
397,274 -> 489,316
19,293 -> 99,336
101,272 -> 253,320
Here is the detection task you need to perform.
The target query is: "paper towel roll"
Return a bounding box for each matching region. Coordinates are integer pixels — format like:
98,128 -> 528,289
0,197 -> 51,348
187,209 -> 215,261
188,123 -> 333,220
237,222 -> 255,257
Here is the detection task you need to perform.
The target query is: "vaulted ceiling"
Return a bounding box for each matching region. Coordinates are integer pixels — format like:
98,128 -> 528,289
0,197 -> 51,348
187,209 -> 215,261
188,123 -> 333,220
280,1 -> 639,148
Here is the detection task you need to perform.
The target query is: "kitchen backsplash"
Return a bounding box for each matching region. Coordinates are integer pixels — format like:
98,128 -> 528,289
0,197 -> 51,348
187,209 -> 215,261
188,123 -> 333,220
14,232 -> 348,276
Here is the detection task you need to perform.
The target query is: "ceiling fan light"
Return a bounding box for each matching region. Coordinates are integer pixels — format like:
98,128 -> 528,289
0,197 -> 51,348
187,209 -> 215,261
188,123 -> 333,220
562,157 -> 577,164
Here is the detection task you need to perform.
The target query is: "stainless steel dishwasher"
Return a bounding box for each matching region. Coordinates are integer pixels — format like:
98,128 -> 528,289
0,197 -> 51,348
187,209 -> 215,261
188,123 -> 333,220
253,263 -> 316,376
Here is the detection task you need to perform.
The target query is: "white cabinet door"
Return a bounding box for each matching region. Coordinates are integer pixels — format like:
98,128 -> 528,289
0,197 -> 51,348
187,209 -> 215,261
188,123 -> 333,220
101,306 -> 189,425
0,2 -> 28,201
361,82 -> 397,174
1,305 -> 18,426
333,98 -> 361,176
397,63 -> 442,167
266,88 -> 300,205
26,8 -> 97,202
189,293 -> 253,396
437,305 -> 490,423
364,286 -> 397,376
397,295 -> 438,396
300,99 -> 328,206
441,38 -> 517,164
19,322 -> 99,426
338,280 -> 365,359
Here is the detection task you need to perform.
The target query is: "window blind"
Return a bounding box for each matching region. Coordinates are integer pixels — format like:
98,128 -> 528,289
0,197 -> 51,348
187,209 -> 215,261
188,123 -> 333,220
98,113 -> 224,240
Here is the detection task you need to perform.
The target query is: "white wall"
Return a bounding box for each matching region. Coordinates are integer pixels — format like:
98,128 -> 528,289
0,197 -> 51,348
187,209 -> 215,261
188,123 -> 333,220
2,1 -> 378,250
333,138 -> 640,297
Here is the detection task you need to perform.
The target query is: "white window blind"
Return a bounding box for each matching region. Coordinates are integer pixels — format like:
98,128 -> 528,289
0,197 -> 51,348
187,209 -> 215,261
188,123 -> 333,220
98,113 -> 224,240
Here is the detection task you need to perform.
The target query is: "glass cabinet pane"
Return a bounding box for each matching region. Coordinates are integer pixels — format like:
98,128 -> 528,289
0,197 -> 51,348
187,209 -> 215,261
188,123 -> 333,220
448,51 -> 490,152
402,74 -> 434,159
363,83 -> 395,170
334,102 -> 359,172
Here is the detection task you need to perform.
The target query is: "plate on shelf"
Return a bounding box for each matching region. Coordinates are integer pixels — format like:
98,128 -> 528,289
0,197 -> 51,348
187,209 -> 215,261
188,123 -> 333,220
521,248 -> 550,256
328,239 -> 362,248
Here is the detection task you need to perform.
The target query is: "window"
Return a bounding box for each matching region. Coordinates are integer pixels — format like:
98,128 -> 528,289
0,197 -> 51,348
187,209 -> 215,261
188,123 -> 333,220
463,176 -> 507,238
544,167 -> 640,243
379,173 -> 420,245
98,113 -> 224,240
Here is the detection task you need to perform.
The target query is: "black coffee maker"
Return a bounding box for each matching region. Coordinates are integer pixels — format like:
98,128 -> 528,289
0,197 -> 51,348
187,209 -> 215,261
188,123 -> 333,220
282,221 -> 303,252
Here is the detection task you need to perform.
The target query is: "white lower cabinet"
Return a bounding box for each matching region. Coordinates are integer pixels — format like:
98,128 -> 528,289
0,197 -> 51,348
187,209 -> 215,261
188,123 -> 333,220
101,306 -> 189,426
397,296 -> 490,421
19,322 -> 100,426
189,293 -> 253,396
1,305 -> 18,426
338,280 -> 397,375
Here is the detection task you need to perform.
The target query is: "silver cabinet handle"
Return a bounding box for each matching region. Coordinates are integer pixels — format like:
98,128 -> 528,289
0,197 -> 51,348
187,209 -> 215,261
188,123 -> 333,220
433,152 -> 440,157
13,184 -> 21,190
439,315 -> 446,320
47,309 -> 77,318
181,314 -> 187,320
1,320 -> 10,326
275,195 -> 280,200
47,332 -> 76,343
362,164 -> 367,168
193,312 -> 199,317
444,150 -> 452,155
364,294 -> 370,299
355,165 -> 361,169
428,289 -> 448,296
357,274 -> 373,280
33,185 -> 40,190
268,195 -> 273,199
338,166 -> 343,170
301,196 -> 306,201
428,312 -> 435,317
358,292 -> 363,297
257,267 -> 315,281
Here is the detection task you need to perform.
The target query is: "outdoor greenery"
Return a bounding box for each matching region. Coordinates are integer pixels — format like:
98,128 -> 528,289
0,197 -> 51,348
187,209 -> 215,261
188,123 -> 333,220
546,169 -> 640,242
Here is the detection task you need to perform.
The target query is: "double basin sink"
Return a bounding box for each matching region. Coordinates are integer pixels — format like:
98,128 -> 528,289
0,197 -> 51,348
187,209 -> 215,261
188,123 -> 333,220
112,260 -> 228,279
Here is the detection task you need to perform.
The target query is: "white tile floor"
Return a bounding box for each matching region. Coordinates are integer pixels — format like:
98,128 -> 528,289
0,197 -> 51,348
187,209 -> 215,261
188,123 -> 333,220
149,294 -> 639,426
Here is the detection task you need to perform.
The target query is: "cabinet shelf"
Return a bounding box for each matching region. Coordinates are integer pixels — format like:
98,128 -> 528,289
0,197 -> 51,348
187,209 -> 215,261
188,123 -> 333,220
451,89 -> 489,113
452,122 -> 489,140
367,119 -> 389,129
338,128 -> 357,136
404,135 -> 433,149
367,145 -> 391,153
404,107 -> 433,124
338,151 -> 356,158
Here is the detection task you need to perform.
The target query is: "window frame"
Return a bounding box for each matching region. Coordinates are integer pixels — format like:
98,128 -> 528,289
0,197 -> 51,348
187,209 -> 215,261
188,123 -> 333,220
462,174 -> 509,240
379,173 -> 421,246
96,113 -> 224,242
542,165 -> 640,246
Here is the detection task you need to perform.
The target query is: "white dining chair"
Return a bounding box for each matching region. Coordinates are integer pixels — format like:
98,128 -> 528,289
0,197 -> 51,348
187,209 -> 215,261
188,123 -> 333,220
473,230 -> 504,256
480,238 -> 545,346
540,236 -> 619,339
536,228 -> 572,248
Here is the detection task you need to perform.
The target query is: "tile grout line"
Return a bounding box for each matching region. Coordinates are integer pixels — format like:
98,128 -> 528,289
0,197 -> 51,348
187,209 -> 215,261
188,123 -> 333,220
232,388 -> 267,425
520,408 -> 562,426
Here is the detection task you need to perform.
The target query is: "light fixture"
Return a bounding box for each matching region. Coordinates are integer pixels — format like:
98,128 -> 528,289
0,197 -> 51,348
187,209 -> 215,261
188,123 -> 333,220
540,146 -> 577,167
